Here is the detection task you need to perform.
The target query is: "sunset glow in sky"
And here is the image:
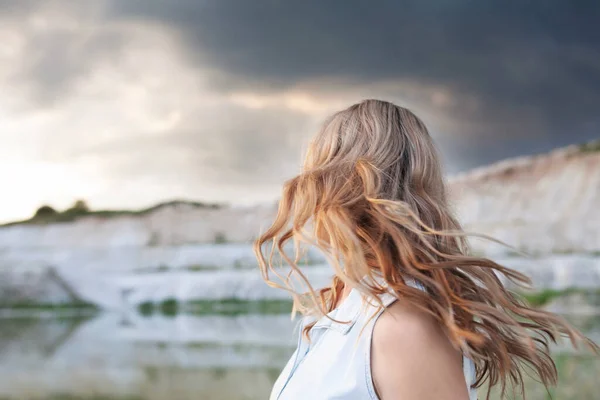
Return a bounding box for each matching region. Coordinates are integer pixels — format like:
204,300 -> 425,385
0,1 -> 598,222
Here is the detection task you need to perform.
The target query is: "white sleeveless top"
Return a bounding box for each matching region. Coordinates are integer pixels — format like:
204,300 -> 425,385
270,281 -> 478,400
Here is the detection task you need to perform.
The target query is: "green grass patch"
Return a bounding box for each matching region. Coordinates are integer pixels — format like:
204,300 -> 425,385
503,249 -> 600,258
137,301 -> 155,316
186,264 -> 221,272
186,298 -> 293,316
519,288 -> 600,307
135,264 -> 224,273
213,232 -> 228,244
0,301 -> 99,312
134,264 -> 172,273
579,139 -> 600,153
137,298 -> 293,317
159,298 -> 179,316
137,299 -> 181,317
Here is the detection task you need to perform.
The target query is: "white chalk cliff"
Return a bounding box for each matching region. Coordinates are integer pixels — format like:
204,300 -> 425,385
450,142 -> 600,255
0,143 -> 598,307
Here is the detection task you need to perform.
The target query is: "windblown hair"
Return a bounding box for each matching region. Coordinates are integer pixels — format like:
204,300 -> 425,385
254,99 -> 596,398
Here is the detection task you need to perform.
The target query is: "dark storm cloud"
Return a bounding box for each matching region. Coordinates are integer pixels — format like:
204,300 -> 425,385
1,0 -> 598,200
107,0 -> 600,166
107,1 -> 600,97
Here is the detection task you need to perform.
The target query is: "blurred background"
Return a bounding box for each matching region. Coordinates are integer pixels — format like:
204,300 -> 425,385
1,1 -> 599,399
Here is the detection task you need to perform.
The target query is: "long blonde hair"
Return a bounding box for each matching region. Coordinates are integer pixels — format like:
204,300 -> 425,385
254,99 -> 595,398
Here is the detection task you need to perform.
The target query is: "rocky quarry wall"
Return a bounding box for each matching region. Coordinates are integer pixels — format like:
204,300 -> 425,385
0,144 -> 598,308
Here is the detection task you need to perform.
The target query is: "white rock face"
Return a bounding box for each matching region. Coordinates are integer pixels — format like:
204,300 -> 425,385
449,145 -> 600,255
0,145 -> 598,307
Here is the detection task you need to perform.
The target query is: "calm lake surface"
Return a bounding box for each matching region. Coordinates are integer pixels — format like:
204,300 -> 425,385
0,310 -> 598,400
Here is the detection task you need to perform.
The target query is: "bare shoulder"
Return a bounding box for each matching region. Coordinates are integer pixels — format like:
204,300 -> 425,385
371,300 -> 470,400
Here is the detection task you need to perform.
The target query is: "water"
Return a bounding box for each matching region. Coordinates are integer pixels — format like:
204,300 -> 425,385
0,311 -> 598,400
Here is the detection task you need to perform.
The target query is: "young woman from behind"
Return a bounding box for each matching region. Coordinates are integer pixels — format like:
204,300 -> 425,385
255,99 -> 596,400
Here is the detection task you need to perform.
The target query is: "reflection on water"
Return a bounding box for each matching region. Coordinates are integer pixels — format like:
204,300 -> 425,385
0,312 -> 598,400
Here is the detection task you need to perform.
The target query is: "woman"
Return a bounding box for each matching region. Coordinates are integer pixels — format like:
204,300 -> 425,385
254,99 -> 595,399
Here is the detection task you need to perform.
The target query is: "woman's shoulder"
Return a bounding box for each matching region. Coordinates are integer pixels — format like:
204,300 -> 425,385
371,300 -> 470,399
373,299 -> 442,348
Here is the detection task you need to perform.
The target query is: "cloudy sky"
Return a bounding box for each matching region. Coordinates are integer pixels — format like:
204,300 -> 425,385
0,1 -> 599,223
